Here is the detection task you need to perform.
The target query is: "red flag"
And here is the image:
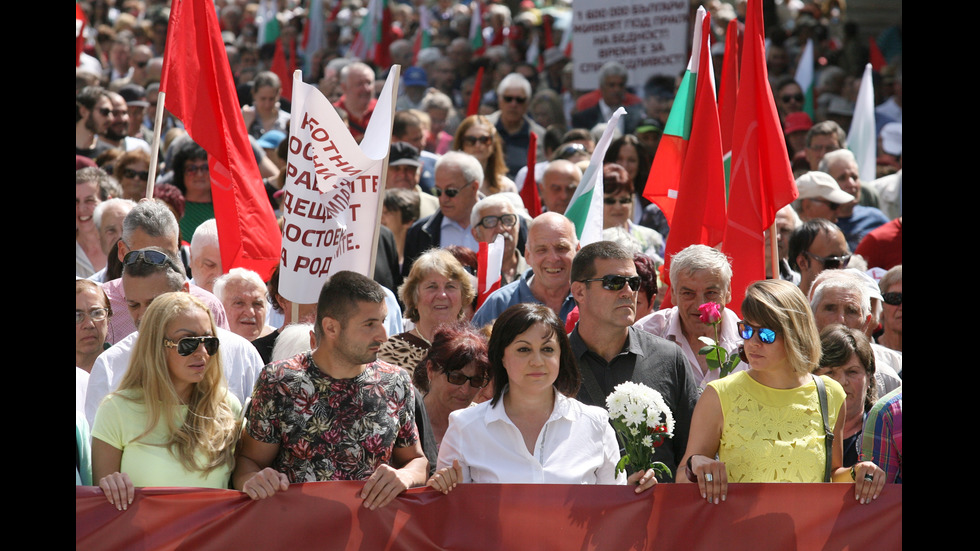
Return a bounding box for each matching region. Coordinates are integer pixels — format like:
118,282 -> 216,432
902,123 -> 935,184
271,38 -> 292,100
721,0 -> 798,316
476,236 -> 505,309
160,0 -> 281,280
376,2 -> 393,69
660,12 -> 727,307
868,36 -> 886,72
719,18 -> 740,194
467,66 -> 484,117
520,132 -> 542,218
76,4 -> 88,67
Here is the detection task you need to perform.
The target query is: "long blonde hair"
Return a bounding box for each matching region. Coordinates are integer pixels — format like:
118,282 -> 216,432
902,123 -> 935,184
116,292 -> 238,475
741,279 -> 822,375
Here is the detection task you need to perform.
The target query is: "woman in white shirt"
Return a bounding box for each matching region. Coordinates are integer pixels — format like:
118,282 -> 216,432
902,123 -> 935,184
427,303 -> 658,492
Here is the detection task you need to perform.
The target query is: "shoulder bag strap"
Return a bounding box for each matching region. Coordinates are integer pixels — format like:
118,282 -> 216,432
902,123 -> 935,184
812,374 -> 833,482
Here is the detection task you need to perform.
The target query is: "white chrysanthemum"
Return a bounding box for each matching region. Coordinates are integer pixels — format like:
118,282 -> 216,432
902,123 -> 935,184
624,402 -> 646,427
642,435 -> 653,448
606,392 -> 629,418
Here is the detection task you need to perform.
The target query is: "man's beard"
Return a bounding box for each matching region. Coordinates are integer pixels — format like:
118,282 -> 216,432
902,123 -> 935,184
85,113 -> 100,134
104,124 -> 127,141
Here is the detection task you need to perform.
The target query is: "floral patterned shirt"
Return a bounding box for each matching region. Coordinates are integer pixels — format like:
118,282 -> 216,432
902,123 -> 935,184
247,352 -> 419,483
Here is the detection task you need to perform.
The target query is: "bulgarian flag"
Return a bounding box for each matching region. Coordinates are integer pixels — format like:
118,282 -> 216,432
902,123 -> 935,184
660,10 -> 727,305
564,107 -> 627,246
848,63 -> 877,183
476,235 -> 505,310
349,0 -> 392,67
642,7 -> 707,225
256,0 -> 279,45
719,18 -> 740,194
794,38 -> 815,119
413,3 -> 432,64
301,0 -> 323,75
470,1 -> 485,55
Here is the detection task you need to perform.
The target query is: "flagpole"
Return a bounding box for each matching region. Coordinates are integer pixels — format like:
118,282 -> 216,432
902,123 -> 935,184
768,220 -> 778,280
146,90 -> 168,200
368,64 -> 401,278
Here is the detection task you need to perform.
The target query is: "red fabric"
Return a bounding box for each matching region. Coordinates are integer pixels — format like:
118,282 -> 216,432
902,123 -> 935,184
574,90 -> 643,112
271,38 -> 292,101
76,4 -> 87,67
467,67 -> 484,117
661,14 -> 727,291
719,18 -> 740,177
854,217 -> 902,270
160,0 -> 282,280
476,241 -> 500,310
543,14 -> 554,49
520,132 -> 542,218
721,0 -> 797,317
376,4 -> 393,69
643,133 -> 685,226
333,96 -> 378,143
869,36 -> 887,72
76,482 -> 902,550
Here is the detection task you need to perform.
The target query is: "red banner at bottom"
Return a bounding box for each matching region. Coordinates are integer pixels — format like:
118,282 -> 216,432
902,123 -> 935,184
76,482 -> 901,550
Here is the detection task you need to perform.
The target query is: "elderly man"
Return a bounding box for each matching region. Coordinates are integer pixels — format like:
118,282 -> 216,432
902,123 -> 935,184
876,265 -> 902,356
401,152 -> 483,276
104,201 -> 228,342
569,241 -> 699,480
571,62 -> 645,134
386,142 -> 438,219
804,120 -> 847,170
471,212 -> 579,327
233,272 -> 428,507
636,245 -> 746,389
485,73 -> 546,178
89,198 -> 137,283
333,62 -> 377,143
214,268 -> 276,342
189,219 -> 223,293
793,171 -> 854,224
85,247 -> 263,426
470,194 -> 530,285
788,218 -> 851,297
765,205 -> 801,285
807,270 -> 902,396
818,150 -> 889,251
540,159 -> 582,214
76,86 -> 114,158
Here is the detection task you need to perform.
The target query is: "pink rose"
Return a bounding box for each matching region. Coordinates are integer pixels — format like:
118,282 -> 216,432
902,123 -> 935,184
698,302 -> 722,324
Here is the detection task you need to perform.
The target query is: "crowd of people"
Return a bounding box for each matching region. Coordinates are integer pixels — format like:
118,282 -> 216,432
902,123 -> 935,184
76,0 -> 902,520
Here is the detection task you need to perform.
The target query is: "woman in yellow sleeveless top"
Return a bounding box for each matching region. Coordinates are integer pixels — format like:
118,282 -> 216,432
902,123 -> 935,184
678,280 -> 885,504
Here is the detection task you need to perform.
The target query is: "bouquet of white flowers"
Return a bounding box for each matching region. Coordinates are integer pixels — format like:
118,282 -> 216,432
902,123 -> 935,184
605,381 -> 675,480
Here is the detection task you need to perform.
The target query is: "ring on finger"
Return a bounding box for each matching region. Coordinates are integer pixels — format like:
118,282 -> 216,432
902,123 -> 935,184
863,473 -> 874,482
704,473 -> 714,482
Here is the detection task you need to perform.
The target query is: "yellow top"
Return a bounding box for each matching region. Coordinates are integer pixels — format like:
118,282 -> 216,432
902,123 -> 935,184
708,371 -> 845,483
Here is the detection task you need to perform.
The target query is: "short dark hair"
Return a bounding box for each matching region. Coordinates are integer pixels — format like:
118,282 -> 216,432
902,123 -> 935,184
392,110 -> 421,139
76,85 -> 109,123
818,324 -> 877,412
488,303 -> 580,406
788,218 -> 840,271
570,241 -> 633,284
171,139 -> 208,194
384,188 -> 420,225
122,246 -> 186,291
316,271 -> 386,337
413,323 -> 490,392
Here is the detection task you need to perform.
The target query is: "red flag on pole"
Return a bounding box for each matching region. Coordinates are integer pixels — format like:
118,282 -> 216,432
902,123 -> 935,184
467,67 -> 485,117
76,4 -> 88,67
160,0 -> 281,280
868,37 -> 886,72
719,18 -> 740,195
271,38 -> 292,100
721,0 -> 798,316
476,235 -> 505,310
520,132 -> 541,218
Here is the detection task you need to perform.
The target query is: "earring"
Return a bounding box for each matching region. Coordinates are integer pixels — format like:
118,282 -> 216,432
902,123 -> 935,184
738,345 -> 748,364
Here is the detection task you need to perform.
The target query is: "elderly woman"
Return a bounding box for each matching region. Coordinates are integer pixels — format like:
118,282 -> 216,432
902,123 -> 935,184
452,115 -> 517,195
635,245 -> 743,388
242,71 -> 291,139
114,149 -> 152,201
876,265 -> 902,354
815,325 -> 877,468
680,280 -> 886,504
214,268 -> 275,341
412,324 -> 491,446
378,249 -> 476,374
171,139 -> 212,242
601,163 -> 664,260
76,168 -> 113,278
77,279 -> 112,372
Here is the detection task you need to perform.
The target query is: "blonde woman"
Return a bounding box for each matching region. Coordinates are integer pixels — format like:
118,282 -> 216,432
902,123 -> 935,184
92,293 -> 241,510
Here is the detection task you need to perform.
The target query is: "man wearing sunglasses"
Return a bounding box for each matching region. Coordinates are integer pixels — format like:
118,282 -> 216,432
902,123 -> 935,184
793,171 -> 854,225
85,247 -> 264,426
568,242 -> 700,481
235,272 -> 428,509
75,85 -> 114,159
401,152 -> 483,277
819,149 -> 889,252
788,218 -> 851,297
470,195 -> 529,285
484,73 -> 545,178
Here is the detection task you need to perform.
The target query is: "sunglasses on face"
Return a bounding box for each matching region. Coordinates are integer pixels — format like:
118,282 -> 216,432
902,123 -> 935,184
122,168 -> 149,180
433,181 -> 473,198
805,251 -> 851,270
123,249 -> 182,272
882,292 -> 902,306
164,335 -> 220,356
477,213 -> 517,229
737,321 -> 777,344
578,275 -> 641,292
781,93 -> 804,103
446,370 -> 490,388
811,197 -> 841,210
185,164 -> 209,175
603,196 -> 632,205
96,108 -> 112,117
76,307 -> 110,324
463,135 -> 493,147
501,95 -> 527,104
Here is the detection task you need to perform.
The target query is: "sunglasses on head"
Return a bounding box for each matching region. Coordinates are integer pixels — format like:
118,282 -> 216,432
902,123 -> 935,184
463,135 -> 493,147
603,196 -> 632,205
478,213 -> 517,229
501,95 -> 526,104
124,249 -> 181,271
446,370 -> 490,388
164,336 -> 220,356
578,275 -> 641,292
553,143 -> 586,160
805,251 -> 851,270
433,181 -> 473,198
737,321 -> 777,344
882,292 -> 902,306
781,93 -> 804,103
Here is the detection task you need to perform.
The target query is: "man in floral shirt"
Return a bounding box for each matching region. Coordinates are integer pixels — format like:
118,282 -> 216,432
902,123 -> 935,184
233,271 -> 428,510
